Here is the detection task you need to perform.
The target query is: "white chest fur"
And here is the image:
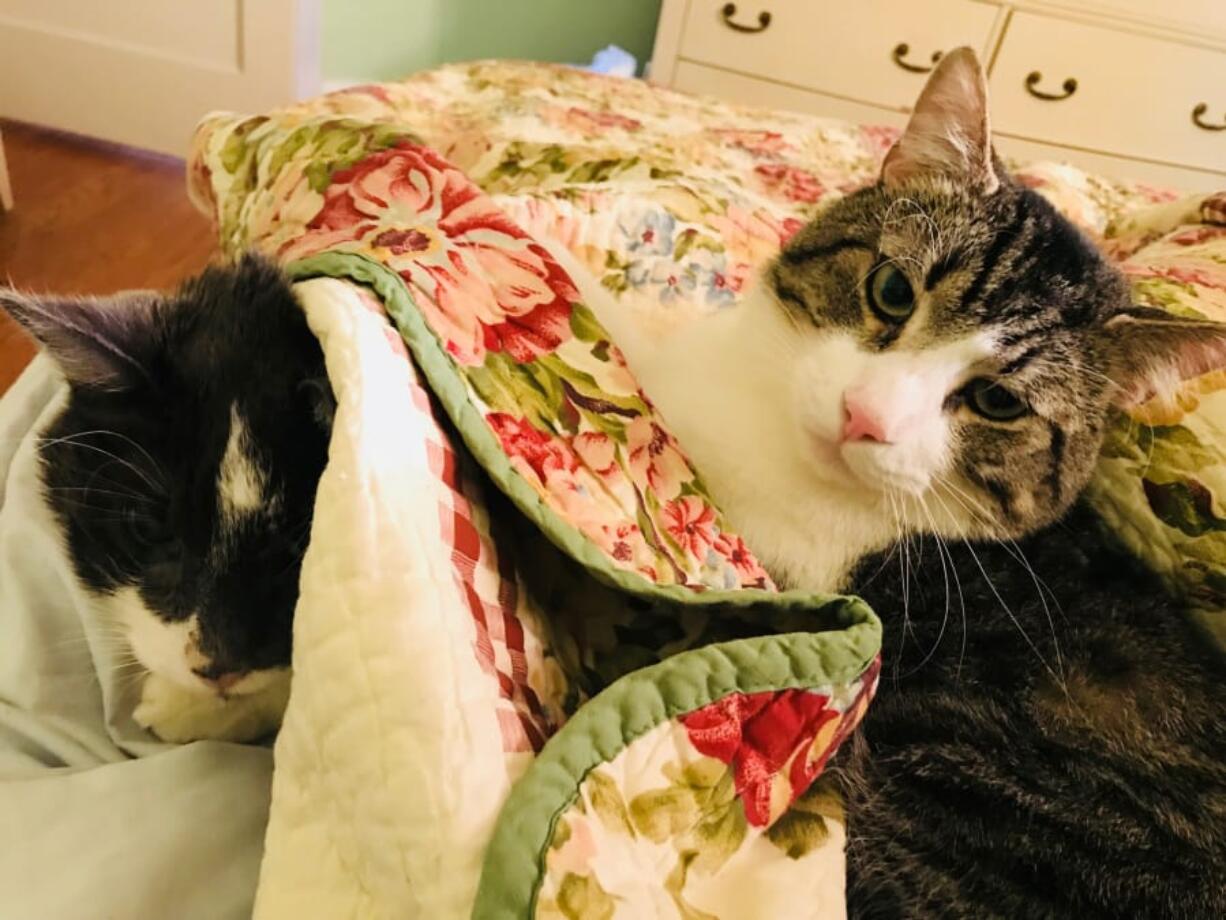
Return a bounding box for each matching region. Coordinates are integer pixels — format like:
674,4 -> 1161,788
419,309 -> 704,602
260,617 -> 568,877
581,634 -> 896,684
549,237 -> 901,590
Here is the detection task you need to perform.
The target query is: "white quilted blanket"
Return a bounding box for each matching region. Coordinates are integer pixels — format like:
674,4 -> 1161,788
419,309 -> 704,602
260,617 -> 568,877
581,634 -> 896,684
256,277 -> 539,919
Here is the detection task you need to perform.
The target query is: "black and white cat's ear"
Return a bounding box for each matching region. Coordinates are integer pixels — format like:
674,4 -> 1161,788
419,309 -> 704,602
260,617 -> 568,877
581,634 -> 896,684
298,374 -> 336,432
0,288 -> 159,390
881,46 -> 1000,194
1103,306 -> 1226,406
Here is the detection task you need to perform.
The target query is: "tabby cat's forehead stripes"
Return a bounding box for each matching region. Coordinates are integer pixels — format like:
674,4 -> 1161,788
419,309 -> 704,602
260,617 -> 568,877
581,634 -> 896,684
924,248 -> 965,290
959,197 -> 1027,313
781,236 -> 872,266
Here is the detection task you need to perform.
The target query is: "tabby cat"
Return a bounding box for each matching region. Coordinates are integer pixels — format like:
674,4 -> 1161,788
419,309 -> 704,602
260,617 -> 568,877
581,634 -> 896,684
572,48 -> 1226,919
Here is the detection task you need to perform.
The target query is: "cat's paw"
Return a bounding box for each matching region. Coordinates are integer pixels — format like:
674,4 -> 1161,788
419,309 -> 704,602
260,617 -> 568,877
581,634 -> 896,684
134,672 -> 291,744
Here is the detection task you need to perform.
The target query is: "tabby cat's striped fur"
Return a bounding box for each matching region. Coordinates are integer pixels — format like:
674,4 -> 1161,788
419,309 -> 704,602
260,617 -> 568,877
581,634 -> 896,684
590,47 -> 1226,917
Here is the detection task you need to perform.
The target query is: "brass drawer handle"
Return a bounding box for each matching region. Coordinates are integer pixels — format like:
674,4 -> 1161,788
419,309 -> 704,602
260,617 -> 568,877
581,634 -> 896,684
891,43 -> 943,74
1192,103 -> 1226,132
1025,71 -> 1077,101
720,3 -> 771,33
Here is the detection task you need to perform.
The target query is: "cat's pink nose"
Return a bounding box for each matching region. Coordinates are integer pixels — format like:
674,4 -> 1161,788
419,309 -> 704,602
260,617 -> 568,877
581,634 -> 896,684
842,389 -> 890,444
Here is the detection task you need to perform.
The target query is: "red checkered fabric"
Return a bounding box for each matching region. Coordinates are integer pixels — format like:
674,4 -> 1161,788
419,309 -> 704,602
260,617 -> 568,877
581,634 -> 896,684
351,284 -> 556,754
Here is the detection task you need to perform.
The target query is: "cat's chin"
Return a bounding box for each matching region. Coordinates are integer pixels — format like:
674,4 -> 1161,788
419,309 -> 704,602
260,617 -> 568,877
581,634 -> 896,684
839,443 -> 933,498
803,430 -> 931,499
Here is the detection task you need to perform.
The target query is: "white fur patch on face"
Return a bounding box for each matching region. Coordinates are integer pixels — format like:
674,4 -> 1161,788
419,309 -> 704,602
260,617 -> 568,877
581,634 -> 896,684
107,586 -> 208,693
217,403 -> 271,528
107,586 -> 283,698
795,330 -> 994,495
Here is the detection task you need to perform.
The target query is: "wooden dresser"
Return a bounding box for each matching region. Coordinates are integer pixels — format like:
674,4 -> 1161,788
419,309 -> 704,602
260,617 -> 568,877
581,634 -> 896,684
650,0 -> 1226,190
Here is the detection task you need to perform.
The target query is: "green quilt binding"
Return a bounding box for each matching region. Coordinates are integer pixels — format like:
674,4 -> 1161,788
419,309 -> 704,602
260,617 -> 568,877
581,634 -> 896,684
284,253 -> 882,915
284,252 -> 879,618
471,620 -> 878,918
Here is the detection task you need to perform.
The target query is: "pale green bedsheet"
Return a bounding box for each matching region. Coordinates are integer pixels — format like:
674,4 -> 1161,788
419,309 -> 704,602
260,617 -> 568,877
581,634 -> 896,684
0,356 -> 271,919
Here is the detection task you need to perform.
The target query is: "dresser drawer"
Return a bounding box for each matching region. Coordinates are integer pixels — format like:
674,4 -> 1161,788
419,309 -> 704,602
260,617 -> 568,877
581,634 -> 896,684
673,60 -> 907,127
677,0 -> 999,111
990,12 -> 1226,175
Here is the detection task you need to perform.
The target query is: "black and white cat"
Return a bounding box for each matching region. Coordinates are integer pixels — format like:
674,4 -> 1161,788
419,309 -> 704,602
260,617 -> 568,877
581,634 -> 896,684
0,256 -> 332,741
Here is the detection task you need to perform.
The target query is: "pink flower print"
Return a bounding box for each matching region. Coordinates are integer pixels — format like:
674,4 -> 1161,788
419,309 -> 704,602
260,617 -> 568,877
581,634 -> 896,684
714,532 -> 771,585
753,164 -> 825,204
626,416 -> 691,501
663,495 -> 718,559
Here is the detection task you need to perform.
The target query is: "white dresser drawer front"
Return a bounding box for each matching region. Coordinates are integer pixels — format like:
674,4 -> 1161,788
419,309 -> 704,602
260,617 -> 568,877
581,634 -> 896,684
673,60 -> 907,127
677,0 -> 999,111
990,12 -> 1226,175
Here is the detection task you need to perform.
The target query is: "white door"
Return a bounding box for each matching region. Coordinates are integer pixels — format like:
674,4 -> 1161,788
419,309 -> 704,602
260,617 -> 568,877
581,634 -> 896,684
0,1 -> 320,155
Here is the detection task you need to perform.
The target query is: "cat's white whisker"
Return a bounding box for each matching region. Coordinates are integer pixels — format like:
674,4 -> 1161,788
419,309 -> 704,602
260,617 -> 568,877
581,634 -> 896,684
898,493 -> 955,677
930,479 -> 1066,687
933,475 -> 1068,678
925,486 -> 974,678
37,432 -> 165,493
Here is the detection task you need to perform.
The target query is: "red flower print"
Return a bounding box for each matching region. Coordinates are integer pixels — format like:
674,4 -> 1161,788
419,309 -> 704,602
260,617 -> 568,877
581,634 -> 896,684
1127,264 -> 1224,289
573,431 -> 618,478
1136,183 -> 1179,204
566,107 -> 643,132
330,83 -> 393,103
860,124 -> 901,159
710,129 -> 789,157
681,690 -> 840,827
626,416 -> 690,501
779,217 -> 805,244
753,164 -> 825,204
288,140 -> 578,365
714,532 -> 771,584
1168,226 -> 1226,246
486,413 -> 576,483
663,495 -> 718,559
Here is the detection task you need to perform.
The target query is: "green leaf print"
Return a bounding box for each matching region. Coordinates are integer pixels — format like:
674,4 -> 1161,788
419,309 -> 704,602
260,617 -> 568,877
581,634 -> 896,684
765,776 -> 843,860
584,770 -> 633,836
1143,425 -> 1220,473
569,303 -> 608,344
664,852 -> 719,920
218,117 -> 268,174
265,127 -> 313,186
468,355 -> 557,430
675,758 -> 728,793
1143,478 -> 1226,537
629,786 -> 701,843
551,816 -> 572,850
557,872 -> 616,920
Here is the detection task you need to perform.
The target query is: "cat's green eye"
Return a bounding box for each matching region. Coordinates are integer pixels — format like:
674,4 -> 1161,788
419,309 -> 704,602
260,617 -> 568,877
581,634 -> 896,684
965,378 -> 1028,421
867,263 -> 915,323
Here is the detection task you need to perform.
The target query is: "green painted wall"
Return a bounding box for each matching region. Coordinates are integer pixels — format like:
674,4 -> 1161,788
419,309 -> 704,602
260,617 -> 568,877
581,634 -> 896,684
323,0 -> 663,83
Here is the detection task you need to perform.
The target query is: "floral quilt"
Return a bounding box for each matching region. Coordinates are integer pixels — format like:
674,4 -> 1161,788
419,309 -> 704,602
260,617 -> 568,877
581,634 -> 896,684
188,61 -> 1226,919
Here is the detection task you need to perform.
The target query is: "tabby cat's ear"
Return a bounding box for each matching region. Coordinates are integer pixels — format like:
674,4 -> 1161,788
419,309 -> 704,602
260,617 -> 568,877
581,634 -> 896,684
1104,306 -> 1226,406
881,46 -> 1000,194
0,289 -> 158,390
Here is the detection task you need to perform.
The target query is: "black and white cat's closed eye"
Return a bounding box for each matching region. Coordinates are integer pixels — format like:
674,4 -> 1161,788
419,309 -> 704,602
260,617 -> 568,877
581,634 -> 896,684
964,377 -> 1028,420
867,263 -> 915,323
124,507 -> 170,547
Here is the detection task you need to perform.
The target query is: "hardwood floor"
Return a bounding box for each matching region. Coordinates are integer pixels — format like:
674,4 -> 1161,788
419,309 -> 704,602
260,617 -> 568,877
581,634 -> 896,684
0,119 -> 217,396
